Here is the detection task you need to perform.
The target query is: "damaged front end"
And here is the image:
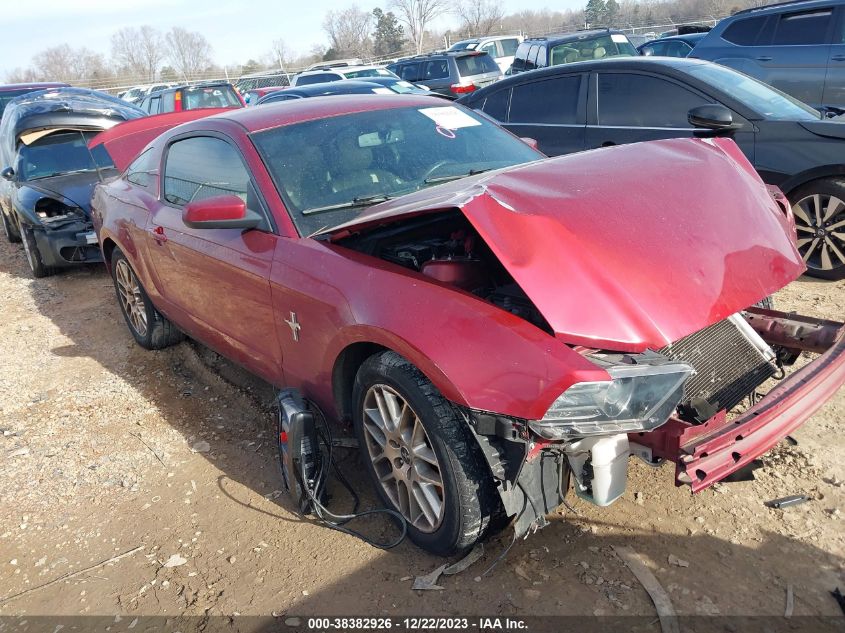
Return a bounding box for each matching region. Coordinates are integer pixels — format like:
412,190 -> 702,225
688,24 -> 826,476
468,309 -> 844,539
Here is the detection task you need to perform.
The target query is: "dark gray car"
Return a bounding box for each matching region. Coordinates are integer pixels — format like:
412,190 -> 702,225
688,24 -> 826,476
692,0 -> 845,109
387,51 -> 501,98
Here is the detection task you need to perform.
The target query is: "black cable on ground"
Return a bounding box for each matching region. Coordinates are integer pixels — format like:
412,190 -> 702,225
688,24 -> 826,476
296,400 -> 408,550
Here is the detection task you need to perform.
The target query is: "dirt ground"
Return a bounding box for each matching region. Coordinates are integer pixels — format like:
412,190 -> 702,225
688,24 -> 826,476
0,236 -> 843,631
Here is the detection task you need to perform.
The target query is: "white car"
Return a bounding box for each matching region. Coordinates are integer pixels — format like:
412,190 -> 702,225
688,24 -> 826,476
448,35 -> 524,74
119,83 -> 178,104
292,65 -> 399,87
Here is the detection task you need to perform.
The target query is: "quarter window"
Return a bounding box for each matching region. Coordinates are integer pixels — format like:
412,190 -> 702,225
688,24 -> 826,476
722,16 -> 768,45
125,149 -> 156,189
597,74 -> 709,128
509,76 -> 581,124
500,38 -> 520,56
481,88 -> 511,121
772,10 -> 832,45
163,137 -> 250,206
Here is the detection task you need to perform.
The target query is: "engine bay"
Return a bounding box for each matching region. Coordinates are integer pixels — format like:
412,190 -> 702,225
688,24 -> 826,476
337,211 -> 552,333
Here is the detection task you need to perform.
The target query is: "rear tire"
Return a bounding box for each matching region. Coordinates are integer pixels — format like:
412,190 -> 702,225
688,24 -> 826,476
111,248 -> 184,350
1,210 -> 20,243
788,179 -> 845,281
352,351 -> 496,556
21,225 -> 53,278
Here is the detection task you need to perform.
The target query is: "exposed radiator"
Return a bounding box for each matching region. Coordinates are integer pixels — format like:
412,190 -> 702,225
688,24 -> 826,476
659,315 -> 777,422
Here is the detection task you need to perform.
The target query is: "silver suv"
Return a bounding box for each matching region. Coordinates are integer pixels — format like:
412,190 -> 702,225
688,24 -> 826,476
692,0 -> 845,109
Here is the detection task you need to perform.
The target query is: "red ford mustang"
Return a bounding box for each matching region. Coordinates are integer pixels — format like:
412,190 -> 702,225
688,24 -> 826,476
90,96 -> 845,556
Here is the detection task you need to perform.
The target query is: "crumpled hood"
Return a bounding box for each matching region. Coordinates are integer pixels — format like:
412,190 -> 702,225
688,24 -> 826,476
327,137 -> 806,352
26,171 -> 103,215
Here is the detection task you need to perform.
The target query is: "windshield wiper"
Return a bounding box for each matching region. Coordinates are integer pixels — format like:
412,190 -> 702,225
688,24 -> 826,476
424,168 -> 492,185
302,194 -> 393,215
31,169 -> 96,180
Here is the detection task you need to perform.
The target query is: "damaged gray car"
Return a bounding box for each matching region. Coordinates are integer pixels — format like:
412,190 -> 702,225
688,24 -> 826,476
0,88 -> 144,277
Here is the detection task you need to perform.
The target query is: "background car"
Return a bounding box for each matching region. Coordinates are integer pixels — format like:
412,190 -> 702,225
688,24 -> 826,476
255,80 -> 433,105
243,86 -> 288,106
691,0 -> 845,108
387,51 -> 502,98
510,29 -> 637,73
626,34 -> 654,48
292,65 -> 399,87
0,88 -> 144,276
448,35 -> 524,73
460,57 -> 845,279
137,82 -> 244,114
234,69 -> 291,95
120,83 -> 178,104
0,82 -> 69,118
91,95 -> 842,557
639,32 -> 707,57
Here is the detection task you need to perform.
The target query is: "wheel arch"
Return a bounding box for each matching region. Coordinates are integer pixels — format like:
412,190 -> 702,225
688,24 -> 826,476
779,166 -> 845,198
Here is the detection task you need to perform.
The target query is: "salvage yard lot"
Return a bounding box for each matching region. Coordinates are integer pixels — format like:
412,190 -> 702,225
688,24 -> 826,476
0,237 -> 843,621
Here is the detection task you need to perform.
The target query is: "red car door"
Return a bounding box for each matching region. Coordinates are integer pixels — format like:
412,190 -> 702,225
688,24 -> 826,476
145,134 -> 283,384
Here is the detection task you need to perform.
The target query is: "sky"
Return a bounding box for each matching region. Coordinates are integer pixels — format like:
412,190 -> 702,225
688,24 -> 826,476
0,0 -> 586,78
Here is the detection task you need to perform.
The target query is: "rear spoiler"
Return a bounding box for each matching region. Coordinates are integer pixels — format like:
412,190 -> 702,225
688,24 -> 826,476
87,109 -> 229,172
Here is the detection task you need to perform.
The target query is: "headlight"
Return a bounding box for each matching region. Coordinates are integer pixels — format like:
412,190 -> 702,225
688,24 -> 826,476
529,360 -> 693,439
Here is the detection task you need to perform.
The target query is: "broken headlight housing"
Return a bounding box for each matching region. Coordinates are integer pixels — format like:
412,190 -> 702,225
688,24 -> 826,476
529,359 -> 693,439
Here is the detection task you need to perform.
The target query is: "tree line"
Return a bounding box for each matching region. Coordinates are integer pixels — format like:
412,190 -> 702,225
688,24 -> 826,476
5,0 -> 779,88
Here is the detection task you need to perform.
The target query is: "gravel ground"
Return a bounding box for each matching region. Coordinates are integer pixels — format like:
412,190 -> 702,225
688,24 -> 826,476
0,236 -> 843,628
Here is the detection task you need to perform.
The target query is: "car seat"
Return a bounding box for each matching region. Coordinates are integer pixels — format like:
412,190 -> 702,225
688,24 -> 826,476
329,132 -> 402,196
593,47 -> 607,59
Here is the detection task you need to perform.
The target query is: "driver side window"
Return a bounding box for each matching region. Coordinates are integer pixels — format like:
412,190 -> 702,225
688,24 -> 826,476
163,136 -> 250,206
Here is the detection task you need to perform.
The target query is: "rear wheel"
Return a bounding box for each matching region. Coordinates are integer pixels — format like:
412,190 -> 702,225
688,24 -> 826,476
352,351 -> 496,556
789,179 -> 845,280
21,226 -> 53,278
111,248 -> 184,349
1,210 -> 20,243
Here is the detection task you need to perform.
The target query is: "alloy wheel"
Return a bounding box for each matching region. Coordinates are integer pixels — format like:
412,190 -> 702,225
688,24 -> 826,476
792,193 -> 845,272
115,259 -> 148,337
361,384 -> 445,532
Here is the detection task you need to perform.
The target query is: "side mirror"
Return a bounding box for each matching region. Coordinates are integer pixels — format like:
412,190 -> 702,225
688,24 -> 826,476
1,167 -> 14,181
640,46 -> 655,56
688,104 -> 741,132
182,194 -> 262,230
520,137 -> 539,150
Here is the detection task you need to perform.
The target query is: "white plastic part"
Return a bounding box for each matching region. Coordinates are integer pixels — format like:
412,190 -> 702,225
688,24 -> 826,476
565,434 -> 630,507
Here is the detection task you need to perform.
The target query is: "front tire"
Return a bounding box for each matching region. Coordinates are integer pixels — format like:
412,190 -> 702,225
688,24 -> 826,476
21,225 -> 53,278
111,248 -> 184,350
789,179 -> 845,280
352,351 -> 496,556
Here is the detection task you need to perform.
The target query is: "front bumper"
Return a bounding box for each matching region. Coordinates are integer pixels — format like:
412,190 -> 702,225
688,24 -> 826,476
32,222 -> 103,268
633,311 -> 845,492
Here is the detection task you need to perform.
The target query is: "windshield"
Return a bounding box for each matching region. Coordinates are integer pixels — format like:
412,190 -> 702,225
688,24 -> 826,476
182,85 -> 241,109
251,105 -> 541,235
685,63 -> 820,121
449,41 -> 479,51
17,130 -> 114,181
551,34 -> 637,65
344,68 -> 396,79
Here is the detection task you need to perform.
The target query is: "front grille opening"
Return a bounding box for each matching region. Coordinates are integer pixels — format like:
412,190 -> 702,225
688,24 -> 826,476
660,317 -> 777,423
60,245 -> 99,262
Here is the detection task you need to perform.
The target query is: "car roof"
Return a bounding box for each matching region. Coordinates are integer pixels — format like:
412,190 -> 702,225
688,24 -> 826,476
206,94 -> 447,133
0,82 -> 69,93
301,65 -> 387,75
524,29 -> 627,44
393,50 -> 491,61
731,0 -> 838,15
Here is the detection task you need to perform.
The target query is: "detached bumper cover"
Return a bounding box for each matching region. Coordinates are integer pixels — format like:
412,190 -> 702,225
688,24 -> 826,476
33,222 -> 103,267
634,319 -> 844,492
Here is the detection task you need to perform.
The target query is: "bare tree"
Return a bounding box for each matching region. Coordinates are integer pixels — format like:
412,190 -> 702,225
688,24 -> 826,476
164,27 -> 213,81
31,44 -> 111,82
323,6 -> 374,58
111,25 -> 164,82
390,0 -> 451,54
457,0 -> 504,37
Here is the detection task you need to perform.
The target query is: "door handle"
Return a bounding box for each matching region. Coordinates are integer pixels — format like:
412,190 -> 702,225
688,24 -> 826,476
832,55 -> 845,61
149,226 -> 167,243
755,56 -> 773,61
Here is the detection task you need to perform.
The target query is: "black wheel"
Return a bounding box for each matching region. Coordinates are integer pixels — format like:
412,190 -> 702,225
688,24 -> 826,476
789,179 -> 845,280
20,225 -> 53,278
111,248 -> 184,350
352,351 -> 497,556
1,210 -> 20,243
